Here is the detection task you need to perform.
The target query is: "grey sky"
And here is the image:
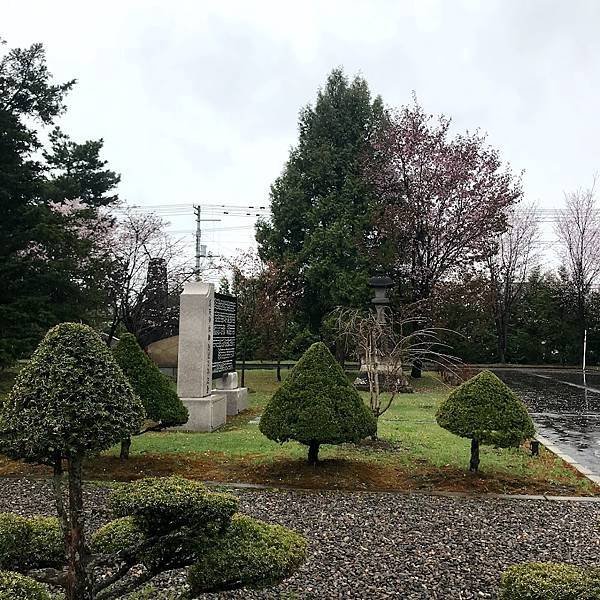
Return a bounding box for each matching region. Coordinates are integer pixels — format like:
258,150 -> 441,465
4,0 -> 600,263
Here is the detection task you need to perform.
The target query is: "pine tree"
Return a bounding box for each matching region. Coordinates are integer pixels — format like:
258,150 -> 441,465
0,40 -> 119,367
259,342 -> 376,464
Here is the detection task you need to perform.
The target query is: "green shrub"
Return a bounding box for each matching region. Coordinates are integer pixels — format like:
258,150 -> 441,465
0,514 -> 62,570
113,333 -> 188,427
0,514 -> 28,569
109,476 -> 238,535
91,516 -> 144,556
188,514 -> 307,593
0,323 -> 145,462
259,342 -> 377,464
0,570 -> 51,600
26,516 -> 63,568
500,562 -> 600,599
436,370 -> 534,471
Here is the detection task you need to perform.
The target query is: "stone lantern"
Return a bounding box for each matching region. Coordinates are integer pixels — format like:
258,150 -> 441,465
368,275 -> 394,324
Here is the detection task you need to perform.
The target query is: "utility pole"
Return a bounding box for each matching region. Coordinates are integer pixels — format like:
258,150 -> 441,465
583,328 -> 588,382
194,204 -> 221,281
194,205 -> 203,281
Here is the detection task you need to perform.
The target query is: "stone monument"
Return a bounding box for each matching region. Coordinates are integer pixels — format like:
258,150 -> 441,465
211,292 -> 248,416
176,282 -> 247,432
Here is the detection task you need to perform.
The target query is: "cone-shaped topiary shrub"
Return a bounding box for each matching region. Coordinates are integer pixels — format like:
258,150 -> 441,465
436,370 -> 535,472
500,563 -> 600,599
259,342 -> 377,464
0,322 -> 144,600
113,333 -> 188,458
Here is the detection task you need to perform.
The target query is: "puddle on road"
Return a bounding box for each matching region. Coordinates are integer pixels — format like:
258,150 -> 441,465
494,369 -> 600,413
493,369 -> 600,475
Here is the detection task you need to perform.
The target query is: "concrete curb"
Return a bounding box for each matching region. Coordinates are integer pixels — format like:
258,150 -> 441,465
202,479 -> 600,503
536,432 -> 600,486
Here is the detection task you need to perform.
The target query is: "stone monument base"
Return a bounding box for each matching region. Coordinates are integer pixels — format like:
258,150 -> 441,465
213,371 -> 249,416
353,371 -> 413,393
175,393 -> 227,432
213,387 -> 249,416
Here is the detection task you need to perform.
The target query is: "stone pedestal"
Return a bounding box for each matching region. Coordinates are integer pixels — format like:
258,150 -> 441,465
178,394 -> 227,432
213,372 -> 248,416
354,363 -> 413,393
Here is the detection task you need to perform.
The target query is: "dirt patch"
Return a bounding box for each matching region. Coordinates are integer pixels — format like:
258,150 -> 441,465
0,450 -> 596,497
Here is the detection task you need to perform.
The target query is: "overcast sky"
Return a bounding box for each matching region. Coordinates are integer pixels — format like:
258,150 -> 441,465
4,0 -> 600,264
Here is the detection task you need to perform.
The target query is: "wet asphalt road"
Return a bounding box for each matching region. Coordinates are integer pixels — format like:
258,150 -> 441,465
493,369 -> 600,479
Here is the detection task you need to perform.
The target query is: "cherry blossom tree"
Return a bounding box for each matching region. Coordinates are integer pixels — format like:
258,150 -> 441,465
105,208 -> 194,346
364,97 -> 523,300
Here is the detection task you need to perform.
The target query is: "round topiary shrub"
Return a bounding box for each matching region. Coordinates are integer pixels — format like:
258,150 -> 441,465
0,514 -> 28,570
500,562 -> 600,599
436,370 -> 535,472
91,516 -> 144,556
0,570 -> 51,600
25,516 -> 63,569
0,514 -> 63,570
0,323 -> 145,463
113,333 -> 188,429
259,342 -> 377,464
187,514 -> 307,593
109,476 -> 238,535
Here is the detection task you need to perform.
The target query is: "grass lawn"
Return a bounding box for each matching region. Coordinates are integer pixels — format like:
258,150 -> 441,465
0,368 -> 595,496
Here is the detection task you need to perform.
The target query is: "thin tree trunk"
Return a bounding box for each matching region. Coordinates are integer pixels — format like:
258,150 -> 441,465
52,455 -> 68,534
469,438 -> 480,473
494,315 -> 506,364
241,351 -> 246,388
105,314 -> 119,348
307,441 -> 320,465
65,455 -> 93,600
120,437 -> 131,461
276,357 -> 281,382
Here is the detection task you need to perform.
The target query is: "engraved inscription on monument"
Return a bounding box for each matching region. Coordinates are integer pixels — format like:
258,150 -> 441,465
212,293 -> 237,378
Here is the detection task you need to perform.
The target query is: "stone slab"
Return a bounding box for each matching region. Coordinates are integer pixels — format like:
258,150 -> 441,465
177,282 -> 214,399
212,387 -> 249,416
175,393 -> 226,432
215,372 -> 239,390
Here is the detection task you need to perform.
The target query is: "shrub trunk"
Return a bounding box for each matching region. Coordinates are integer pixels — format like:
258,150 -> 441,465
66,455 -> 93,600
307,441 -> 320,465
120,437 -> 131,460
469,438 -> 480,472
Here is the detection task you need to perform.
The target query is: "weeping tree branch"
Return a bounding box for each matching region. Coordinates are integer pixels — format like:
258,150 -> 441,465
333,306 -> 459,425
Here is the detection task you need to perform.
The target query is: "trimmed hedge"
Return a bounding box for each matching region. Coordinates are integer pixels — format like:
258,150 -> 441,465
436,370 -> 534,447
109,476 -> 238,535
26,516 -> 63,568
0,323 -> 144,462
188,514 -> 307,593
500,562 -> 600,599
259,342 -> 376,463
0,513 -> 62,570
113,333 -> 188,427
91,516 -> 144,556
0,570 -> 51,600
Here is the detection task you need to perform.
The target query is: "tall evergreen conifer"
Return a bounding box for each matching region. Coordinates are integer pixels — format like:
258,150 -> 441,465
256,69 -> 384,334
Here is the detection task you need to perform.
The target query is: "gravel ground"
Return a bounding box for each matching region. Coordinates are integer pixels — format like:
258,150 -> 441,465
1,478 -> 599,599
